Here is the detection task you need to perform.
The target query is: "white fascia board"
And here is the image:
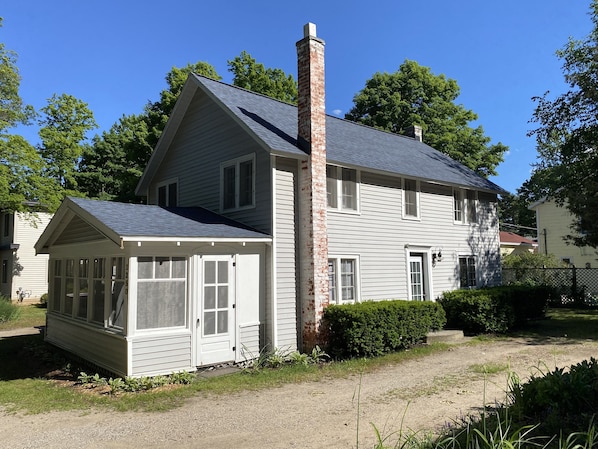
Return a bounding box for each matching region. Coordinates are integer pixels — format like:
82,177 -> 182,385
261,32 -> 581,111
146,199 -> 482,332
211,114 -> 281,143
120,236 -> 272,244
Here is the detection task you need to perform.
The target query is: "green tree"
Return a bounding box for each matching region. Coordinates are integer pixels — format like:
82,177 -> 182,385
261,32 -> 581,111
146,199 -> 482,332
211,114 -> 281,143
530,0 -> 598,247
77,114 -> 152,202
78,62 -> 221,202
498,192 -> 536,234
228,51 -> 298,104
346,60 -> 508,177
38,93 -> 97,191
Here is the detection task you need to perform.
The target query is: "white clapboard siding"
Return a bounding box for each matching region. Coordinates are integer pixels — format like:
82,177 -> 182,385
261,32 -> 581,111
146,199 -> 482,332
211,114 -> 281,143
131,333 -> 193,377
148,90 -> 272,234
273,157 -> 298,349
46,314 -> 128,377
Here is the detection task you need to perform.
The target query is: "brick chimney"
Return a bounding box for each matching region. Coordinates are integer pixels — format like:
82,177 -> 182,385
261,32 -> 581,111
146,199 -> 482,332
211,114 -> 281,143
405,124 -> 423,142
296,23 -> 329,351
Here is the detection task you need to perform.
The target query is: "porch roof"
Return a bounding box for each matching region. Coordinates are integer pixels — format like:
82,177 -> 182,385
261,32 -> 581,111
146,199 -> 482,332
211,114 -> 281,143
35,197 -> 271,253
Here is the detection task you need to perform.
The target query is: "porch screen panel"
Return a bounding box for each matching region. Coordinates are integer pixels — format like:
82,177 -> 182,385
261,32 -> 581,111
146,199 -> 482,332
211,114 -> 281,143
91,258 -> 105,324
64,259 -> 75,316
109,257 -> 125,329
77,258 -> 89,319
137,256 -> 186,330
51,260 -> 62,313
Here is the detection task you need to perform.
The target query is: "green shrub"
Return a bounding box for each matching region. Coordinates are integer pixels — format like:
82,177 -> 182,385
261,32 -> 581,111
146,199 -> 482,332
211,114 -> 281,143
323,300 -> 446,359
0,295 -> 20,323
509,358 -> 598,436
39,293 -> 48,308
438,285 -> 550,335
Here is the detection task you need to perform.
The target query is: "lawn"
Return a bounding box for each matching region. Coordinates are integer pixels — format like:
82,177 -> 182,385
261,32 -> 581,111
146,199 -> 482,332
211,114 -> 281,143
0,303 -> 46,331
1,307 -> 598,415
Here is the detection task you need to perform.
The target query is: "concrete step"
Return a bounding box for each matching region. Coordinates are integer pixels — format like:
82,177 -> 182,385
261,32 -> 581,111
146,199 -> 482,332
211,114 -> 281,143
426,329 -> 465,344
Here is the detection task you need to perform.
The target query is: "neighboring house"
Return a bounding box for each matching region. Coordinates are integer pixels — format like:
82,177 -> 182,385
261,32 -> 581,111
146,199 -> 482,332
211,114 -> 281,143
530,198 -> 597,267
1,208 -> 51,301
35,23 -> 505,377
499,231 -> 537,257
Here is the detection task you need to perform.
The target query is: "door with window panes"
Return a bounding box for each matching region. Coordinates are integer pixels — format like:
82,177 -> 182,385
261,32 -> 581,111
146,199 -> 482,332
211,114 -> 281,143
197,256 -> 236,365
409,253 -> 426,300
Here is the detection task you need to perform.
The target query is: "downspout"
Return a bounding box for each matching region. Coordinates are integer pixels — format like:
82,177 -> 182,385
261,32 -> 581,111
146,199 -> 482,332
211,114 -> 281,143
543,228 -> 548,255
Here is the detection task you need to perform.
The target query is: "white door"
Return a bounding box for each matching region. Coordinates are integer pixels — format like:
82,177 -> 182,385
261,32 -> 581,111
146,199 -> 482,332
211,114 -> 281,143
197,256 -> 236,365
409,254 -> 425,300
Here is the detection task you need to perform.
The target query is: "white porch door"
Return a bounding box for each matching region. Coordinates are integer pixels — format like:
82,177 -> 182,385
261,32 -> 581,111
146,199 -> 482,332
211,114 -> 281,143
197,256 -> 236,365
409,254 -> 425,300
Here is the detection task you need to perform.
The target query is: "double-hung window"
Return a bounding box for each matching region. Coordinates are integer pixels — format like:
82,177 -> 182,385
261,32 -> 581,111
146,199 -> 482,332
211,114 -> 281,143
467,190 -> 478,223
454,188 -> 478,224
453,189 -> 464,222
459,256 -> 477,288
328,257 -> 359,304
403,179 -> 420,219
157,180 -> 178,207
327,165 -> 358,212
221,154 -> 255,211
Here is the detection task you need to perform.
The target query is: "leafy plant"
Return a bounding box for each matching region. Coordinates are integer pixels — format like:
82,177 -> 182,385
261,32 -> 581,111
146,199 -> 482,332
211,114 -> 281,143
0,295 -> 20,323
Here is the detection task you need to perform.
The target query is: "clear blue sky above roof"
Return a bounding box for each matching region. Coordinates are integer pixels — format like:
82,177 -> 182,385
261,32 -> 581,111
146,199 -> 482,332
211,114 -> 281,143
2,0 -> 592,193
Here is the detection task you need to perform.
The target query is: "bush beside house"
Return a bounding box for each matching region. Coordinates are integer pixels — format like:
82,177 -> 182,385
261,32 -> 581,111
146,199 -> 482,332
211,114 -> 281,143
323,300 -> 446,359
438,285 -> 551,335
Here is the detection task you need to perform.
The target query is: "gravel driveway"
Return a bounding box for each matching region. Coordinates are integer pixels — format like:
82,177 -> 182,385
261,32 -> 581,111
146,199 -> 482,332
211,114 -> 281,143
2,336 -> 597,449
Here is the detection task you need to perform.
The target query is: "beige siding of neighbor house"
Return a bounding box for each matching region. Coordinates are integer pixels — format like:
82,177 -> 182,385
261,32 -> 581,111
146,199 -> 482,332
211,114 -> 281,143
327,172 -> 501,300
147,90 -> 272,235
2,212 -> 52,301
534,200 -> 597,267
273,157 -> 299,349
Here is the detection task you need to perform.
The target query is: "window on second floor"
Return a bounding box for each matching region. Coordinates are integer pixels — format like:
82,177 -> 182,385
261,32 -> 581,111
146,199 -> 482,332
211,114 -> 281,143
221,154 -> 255,211
327,165 -> 358,212
403,179 -> 420,219
157,180 -> 178,207
454,188 -> 478,224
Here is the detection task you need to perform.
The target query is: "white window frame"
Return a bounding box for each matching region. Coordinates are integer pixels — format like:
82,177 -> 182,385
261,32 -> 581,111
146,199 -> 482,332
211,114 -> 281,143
466,190 -> 478,224
156,178 -> 178,207
220,154 -> 256,212
326,165 -> 360,213
328,256 -> 360,304
402,179 -> 420,220
453,188 -> 464,223
459,255 -> 477,288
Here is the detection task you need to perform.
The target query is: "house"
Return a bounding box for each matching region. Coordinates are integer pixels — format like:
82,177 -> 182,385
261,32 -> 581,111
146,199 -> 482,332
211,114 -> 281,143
499,231 -> 537,257
35,23 -> 504,377
1,207 -> 51,301
530,198 -> 597,267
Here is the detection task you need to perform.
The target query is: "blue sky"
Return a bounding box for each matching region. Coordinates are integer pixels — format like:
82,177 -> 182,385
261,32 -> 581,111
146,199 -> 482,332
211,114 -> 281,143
2,0 -> 593,194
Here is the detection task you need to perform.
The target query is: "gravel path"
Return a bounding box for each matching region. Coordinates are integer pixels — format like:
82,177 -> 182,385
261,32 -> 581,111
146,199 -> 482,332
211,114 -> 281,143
2,336 -> 597,449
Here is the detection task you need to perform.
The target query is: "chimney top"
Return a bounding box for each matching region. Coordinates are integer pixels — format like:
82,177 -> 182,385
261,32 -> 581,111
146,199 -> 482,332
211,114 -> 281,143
405,124 -> 423,142
303,22 -> 317,38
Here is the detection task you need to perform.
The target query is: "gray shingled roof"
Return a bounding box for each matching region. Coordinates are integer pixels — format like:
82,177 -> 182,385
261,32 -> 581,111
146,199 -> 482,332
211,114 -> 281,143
195,74 -> 504,193
69,197 -> 269,240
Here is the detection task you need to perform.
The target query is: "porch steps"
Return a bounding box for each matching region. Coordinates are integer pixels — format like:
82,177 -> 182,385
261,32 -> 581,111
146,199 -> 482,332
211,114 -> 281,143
426,329 -> 465,344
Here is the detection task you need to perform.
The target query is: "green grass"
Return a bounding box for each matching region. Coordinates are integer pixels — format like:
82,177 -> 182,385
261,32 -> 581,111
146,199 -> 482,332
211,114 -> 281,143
0,303 -> 46,331
2,307 -> 598,416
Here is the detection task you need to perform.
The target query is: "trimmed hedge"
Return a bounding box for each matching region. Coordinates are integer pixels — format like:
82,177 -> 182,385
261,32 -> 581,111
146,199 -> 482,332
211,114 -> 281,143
323,300 -> 446,359
438,285 -> 551,335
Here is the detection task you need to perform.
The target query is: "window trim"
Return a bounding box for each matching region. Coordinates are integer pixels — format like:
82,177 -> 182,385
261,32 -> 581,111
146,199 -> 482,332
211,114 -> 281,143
454,188 -> 479,225
453,188 -> 464,223
156,179 -> 178,207
326,165 -> 360,214
220,154 -> 256,212
402,178 -> 420,220
328,256 -> 360,304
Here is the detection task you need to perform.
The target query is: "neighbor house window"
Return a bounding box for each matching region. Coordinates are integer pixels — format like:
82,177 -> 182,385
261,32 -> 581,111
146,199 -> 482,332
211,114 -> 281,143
328,257 -> 358,303
327,165 -> 358,212
137,256 -> 186,330
157,180 -> 178,207
459,256 -> 477,288
221,154 -> 255,211
3,214 -> 9,237
403,179 -> 419,218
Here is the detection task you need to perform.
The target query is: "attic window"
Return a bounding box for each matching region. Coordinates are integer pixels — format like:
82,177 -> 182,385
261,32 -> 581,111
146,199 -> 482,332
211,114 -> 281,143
221,154 -> 255,211
157,180 -> 178,207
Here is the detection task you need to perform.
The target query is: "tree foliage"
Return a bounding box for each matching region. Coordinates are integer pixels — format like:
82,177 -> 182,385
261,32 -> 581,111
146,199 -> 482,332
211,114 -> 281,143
228,51 -> 297,104
346,60 -> 508,177
498,192 -> 536,234
530,0 -> 598,247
